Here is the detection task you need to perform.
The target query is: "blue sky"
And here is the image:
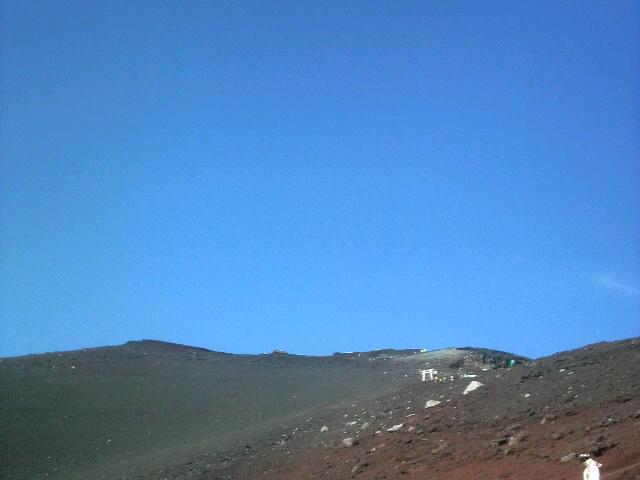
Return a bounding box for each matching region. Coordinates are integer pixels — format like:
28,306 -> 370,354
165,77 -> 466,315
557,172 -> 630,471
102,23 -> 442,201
1,1 -> 638,359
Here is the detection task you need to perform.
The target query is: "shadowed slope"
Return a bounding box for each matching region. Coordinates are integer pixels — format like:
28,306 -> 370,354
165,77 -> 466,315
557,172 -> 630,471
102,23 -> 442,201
1,341 -> 514,479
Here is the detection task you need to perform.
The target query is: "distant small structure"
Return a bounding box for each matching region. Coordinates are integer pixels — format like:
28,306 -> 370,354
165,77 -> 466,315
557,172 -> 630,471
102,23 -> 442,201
420,368 -> 437,381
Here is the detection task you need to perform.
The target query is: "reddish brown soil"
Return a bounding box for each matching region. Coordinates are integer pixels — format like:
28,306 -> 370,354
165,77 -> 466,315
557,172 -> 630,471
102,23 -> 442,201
211,339 -> 640,480
3,338 -> 639,480
264,401 -> 640,480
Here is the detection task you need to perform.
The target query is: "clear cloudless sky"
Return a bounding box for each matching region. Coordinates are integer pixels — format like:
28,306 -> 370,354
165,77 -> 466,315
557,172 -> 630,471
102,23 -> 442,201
1,1 -> 639,359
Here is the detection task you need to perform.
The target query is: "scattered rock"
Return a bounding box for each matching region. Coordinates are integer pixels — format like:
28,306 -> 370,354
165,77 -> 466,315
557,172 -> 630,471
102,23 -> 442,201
351,460 -> 369,474
425,400 -> 442,409
490,437 -> 509,447
463,381 -> 484,395
343,438 -> 357,447
540,414 -> 557,424
506,423 -> 522,432
584,434 -> 618,457
508,431 -> 528,448
320,426 -> 329,433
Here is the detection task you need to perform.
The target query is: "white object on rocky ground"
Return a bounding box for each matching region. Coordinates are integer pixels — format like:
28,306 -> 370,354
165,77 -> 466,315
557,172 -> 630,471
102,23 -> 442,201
420,368 -> 437,381
387,424 -> 404,432
320,426 -> 329,432
462,381 -> 484,395
425,400 -> 442,408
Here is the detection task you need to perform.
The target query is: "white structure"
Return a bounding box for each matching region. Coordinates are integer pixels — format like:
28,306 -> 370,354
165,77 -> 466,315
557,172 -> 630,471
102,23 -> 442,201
420,368 -> 437,381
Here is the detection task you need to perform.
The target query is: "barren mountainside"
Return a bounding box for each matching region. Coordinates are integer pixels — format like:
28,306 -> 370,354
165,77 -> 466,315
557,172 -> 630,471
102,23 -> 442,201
1,338 -> 638,480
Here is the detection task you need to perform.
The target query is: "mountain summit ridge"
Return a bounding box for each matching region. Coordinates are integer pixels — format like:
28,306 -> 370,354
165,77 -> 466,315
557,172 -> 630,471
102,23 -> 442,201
1,338 -> 638,480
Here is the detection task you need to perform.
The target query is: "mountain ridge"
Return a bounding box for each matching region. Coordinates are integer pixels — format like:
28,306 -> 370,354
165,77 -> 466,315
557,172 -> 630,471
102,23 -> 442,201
1,338 -> 638,480
1,338 -> 529,361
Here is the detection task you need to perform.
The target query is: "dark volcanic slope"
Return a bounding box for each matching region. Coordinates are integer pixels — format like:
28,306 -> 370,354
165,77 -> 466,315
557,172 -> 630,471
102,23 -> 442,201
4,339 -> 637,480
0,340 -> 508,480
246,338 -> 640,480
